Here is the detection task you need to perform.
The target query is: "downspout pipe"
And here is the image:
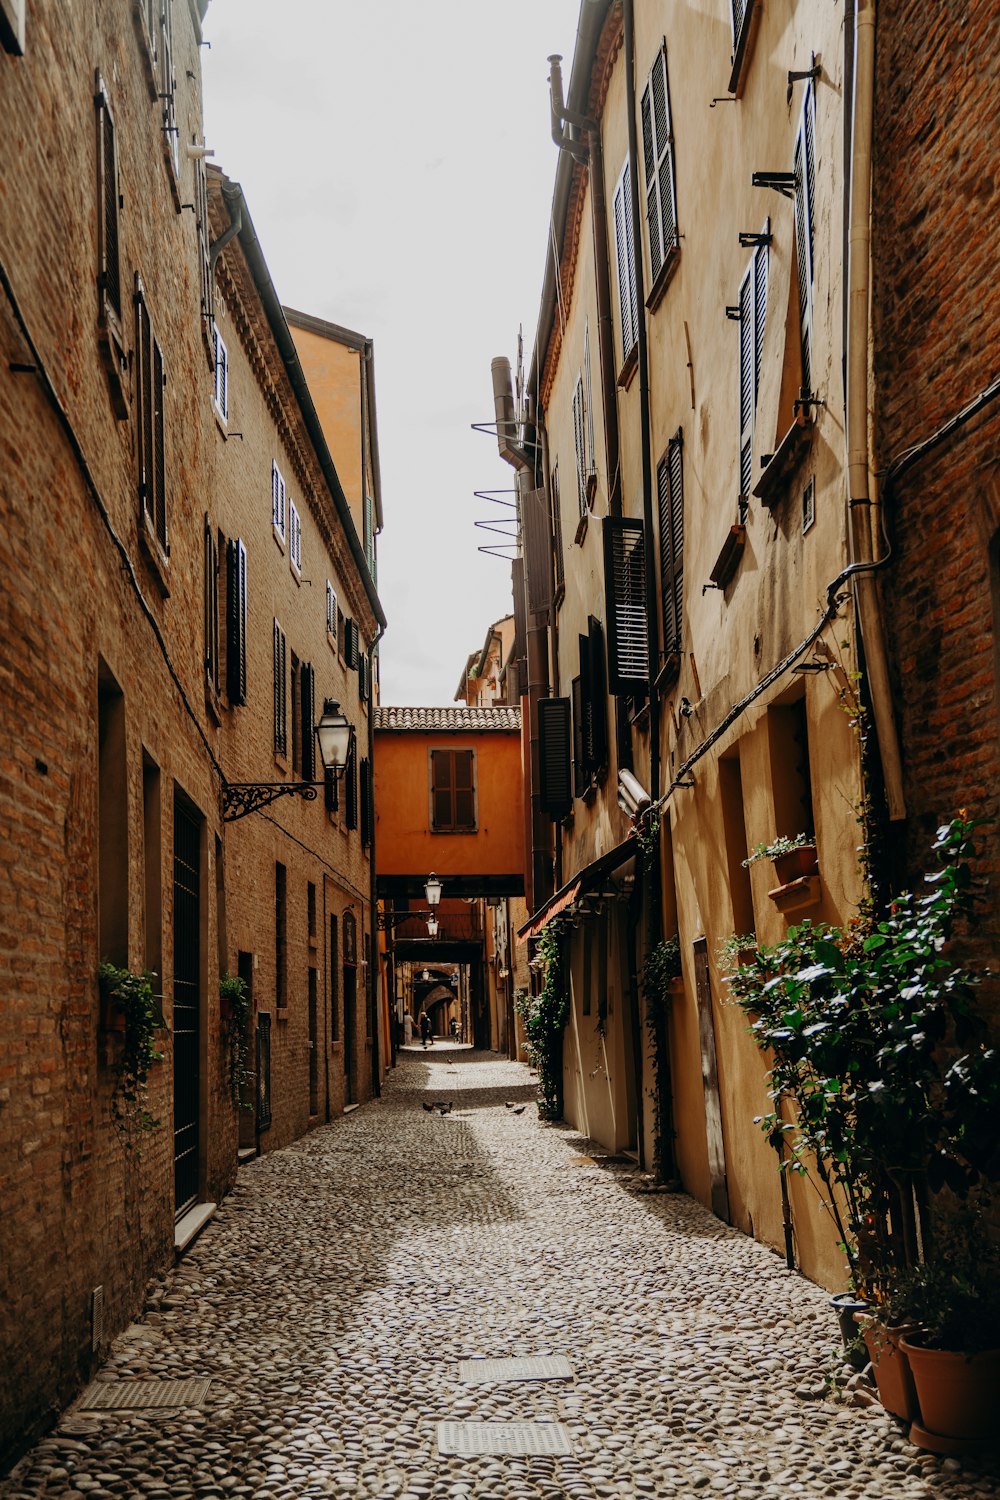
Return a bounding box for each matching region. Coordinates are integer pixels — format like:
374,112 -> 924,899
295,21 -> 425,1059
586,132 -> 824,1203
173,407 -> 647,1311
845,0 -> 906,821
548,53 -> 622,516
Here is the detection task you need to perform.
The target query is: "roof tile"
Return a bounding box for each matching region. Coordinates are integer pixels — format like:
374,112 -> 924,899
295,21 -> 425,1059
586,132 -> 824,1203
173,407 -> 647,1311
374,706 -> 521,733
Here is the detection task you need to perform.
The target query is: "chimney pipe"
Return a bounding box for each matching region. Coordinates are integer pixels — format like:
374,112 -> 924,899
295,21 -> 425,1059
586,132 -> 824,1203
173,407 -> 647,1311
548,54 -> 589,162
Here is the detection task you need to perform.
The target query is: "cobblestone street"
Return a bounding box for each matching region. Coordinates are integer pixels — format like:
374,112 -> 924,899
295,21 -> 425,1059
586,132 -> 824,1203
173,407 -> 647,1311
4,1049 -> 998,1500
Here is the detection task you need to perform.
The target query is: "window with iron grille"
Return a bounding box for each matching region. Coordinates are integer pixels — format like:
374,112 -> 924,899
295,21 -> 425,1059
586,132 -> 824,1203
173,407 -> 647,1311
288,498 -> 302,572
640,41 -> 679,289
95,74 -> 126,417
657,430 -> 684,660
326,580 -> 337,643
213,326 -> 228,421
430,749 -> 476,833
134,275 -> 167,558
538,698 -> 572,819
738,236 -> 768,503
203,518 -> 219,696
273,620 -> 287,755
275,862 -> 287,1008
572,375 -> 588,517
603,517 -> 649,693
794,82 -> 816,395
729,0 -> 758,87
612,161 -> 639,365
226,537 -> 247,705
272,460 -> 286,539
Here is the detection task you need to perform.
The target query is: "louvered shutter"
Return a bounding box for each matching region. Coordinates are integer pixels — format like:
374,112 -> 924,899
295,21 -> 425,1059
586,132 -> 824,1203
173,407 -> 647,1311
521,486 -> 553,616
658,432 -> 684,656
204,519 -> 219,691
95,80 -> 121,325
226,537 -> 247,705
640,43 -> 678,286
794,89 -> 815,395
538,698 -> 572,818
326,581 -> 337,640
586,615 -> 608,773
213,329 -> 228,417
324,764 -> 338,814
572,676 -> 586,798
301,663 -> 315,780
550,466 -> 565,591
453,750 -> 475,830
572,378 -> 587,516
273,620 -> 287,754
584,323 -> 595,482
135,282 -> 153,525
360,757 -> 370,847
152,337 -> 166,548
160,0 -> 178,175
272,461 -> 285,536
345,738 -> 358,830
603,518 -> 649,692
738,263 -> 754,498
195,153 -> 213,332
613,163 -> 639,359
430,749 -> 453,830
731,0 -> 748,51
753,239 -> 767,402
511,558 -> 528,695
344,617 -> 360,670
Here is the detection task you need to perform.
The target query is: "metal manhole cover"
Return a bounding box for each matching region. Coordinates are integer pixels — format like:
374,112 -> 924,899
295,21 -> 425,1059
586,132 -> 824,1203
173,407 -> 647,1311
459,1356 -> 574,1384
79,1378 -> 212,1410
437,1421 -> 573,1456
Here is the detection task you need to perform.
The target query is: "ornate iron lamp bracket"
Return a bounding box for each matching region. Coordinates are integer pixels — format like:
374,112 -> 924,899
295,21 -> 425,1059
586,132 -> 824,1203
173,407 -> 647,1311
221,782 -> 320,822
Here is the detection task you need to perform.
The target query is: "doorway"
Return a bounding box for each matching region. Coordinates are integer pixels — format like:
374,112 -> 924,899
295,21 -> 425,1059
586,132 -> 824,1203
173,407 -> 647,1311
237,950 -> 255,1150
172,796 -> 201,1215
343,910 -> 357,1106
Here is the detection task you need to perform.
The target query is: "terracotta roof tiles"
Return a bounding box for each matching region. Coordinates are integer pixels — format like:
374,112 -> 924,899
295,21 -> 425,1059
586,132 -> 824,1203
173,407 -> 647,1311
374,706 -> 521,733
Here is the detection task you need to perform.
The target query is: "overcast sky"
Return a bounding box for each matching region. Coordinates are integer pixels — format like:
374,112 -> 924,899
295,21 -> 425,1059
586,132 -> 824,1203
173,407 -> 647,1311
202,1 -> 582,706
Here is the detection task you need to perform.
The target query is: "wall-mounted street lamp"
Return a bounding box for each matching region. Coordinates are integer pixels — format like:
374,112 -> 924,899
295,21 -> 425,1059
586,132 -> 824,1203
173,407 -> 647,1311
222,699 -> 354,822
424,873 -> 443,907
426,915 -> 439,938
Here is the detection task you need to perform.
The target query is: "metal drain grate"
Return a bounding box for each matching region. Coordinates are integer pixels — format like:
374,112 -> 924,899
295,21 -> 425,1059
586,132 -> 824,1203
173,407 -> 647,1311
459,1356 -> 574,1384
79,1378 -> 212,1410
437,1421 -> 573,1456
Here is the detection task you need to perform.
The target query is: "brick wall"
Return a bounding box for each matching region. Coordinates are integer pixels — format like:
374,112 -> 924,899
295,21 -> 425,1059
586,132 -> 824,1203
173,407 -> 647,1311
872,0 -> 1000,994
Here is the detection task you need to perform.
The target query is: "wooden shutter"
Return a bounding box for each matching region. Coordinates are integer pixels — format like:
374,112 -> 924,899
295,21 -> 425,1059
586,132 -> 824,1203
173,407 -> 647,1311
572,377 -> 587,517
521,486 -> 553,616
345,737 -> 358,830
324,764 -> 339,814
95,77 -> 121,325
326,581 -> 337,640
204,518 -> 219,692
613,162 -> 638,360
360,757 -> 371,847
640,42 -> 678,285
159,0 -> 178,175
272,461 -> 285,536
289,500 -> 301,570
738,262 -> 754,498
195,152 -> 213,333
550,466 -> 565,592
571,676 -> 586,799
344,617 -> 360,671
453,750 -> 475,830
226,537 -> 247,704
584,322 -> 595,484
658,431 -> 684,657
585,615 -> 608,773
152,337 -> 166,548
794,86 -> 815,394
213,328 -> 227,417
431,748 -> 454,830
135,280 -> 153,526
511,558 -> 528,696
538,698 -> 572,819
273,620 -> 287,754
301,662 -> 315,780
603,517 -> 649,692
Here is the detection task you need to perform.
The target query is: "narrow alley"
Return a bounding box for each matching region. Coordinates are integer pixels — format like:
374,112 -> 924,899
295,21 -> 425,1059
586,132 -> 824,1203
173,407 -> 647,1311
4,1050 -> 996,1500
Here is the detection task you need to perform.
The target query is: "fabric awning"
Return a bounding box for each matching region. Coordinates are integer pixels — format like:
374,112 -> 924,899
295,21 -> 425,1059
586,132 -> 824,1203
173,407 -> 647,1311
516,835 -> 638,944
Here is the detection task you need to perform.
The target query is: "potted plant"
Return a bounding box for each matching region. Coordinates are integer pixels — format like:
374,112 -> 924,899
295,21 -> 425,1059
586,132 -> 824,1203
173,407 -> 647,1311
717,932 -> 758,976
97,962 -> 166,1145
743,832 -> 818,884
854,1308 -> 920,1422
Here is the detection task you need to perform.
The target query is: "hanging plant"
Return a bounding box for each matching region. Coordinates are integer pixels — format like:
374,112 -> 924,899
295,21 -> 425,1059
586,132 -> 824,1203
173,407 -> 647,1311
640,935 -> 681,1179
634,809 -> 660,868
220,972 -> 252,1109
98,962 -> 165,1147
514,916 -> 568,1119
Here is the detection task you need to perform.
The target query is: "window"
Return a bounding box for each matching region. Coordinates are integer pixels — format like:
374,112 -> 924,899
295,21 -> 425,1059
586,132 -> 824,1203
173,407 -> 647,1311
612,161 -> 639,366
272,460 -> 286,540
430,749 -> 476,833
307,881 -> 317,940
273,620 -> 287,755
213,327 -> 228,420
794,82 -> 816,394
738,236 -> 768,503
657,429 -> 684,660
134,275 -> 167,561
729,0 -> 758,92
364,492 -> 375,575
550,462 -> 565,592
95,74 -> 126,417
572,375 -> 588,517
326,581 -> 337,643
98,661 -> 128,968
159,0 -> 178,177
275,862 -> 287,1008
640,42 -> 679,290
226,537 -> 247,705
194,149 -> 214,348
802,476 -> 815,534
203,517 -> 219,696
289,498 -> 302,573
133,0 -> 158,93
575,617 -> 608,792
329,914 -> 340,1039
538,699 -> 572,819
603,517 -> 649,693
0,0 -> 26,54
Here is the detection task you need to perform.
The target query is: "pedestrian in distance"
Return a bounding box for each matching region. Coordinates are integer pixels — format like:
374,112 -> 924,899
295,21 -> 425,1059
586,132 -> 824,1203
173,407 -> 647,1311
403,1011 -> 414,1047
419,1009 -> 432,1049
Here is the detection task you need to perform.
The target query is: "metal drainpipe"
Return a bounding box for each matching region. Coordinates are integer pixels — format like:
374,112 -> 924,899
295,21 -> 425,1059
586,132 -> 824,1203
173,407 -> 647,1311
367,622 -> 385,1096
521,465 -> 555,909
540,416 -> 562,898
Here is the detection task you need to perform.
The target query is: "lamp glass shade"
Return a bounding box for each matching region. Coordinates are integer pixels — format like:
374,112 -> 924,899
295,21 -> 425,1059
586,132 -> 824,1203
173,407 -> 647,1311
424,874 -> 443,906
427,916 -> 439,937
315,699 -> 353,773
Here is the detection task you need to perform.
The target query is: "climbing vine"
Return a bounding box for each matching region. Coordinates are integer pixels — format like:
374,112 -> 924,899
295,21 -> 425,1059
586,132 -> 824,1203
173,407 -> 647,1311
640,936 -> 681,1178
514,916 -> 568,1119
98,962 -> 165,1148
220,972 -> 253,1109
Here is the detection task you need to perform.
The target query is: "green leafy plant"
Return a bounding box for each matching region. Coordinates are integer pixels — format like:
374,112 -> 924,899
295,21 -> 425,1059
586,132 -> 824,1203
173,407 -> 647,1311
98,962 -> 165,1145
220,972 -> 253,1109
742,832 -> 814,867
640,936 -> 681,1006
718,932 -> 758,974
634,810 -> 660,868
727,814 -> 998,1296
885,1193 -> 1000,1353
515,917 -> 568,1119
641,935 -> 681,1177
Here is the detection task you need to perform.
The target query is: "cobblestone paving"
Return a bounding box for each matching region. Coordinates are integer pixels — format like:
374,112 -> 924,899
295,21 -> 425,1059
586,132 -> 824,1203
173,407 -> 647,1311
5,1047 -> 999,1500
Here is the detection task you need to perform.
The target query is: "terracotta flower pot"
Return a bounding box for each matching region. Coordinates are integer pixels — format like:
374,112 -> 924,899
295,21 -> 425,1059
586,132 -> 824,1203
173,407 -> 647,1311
901,1338 -> 1000,1452
856,1315 -> 920,1422
772,844 -> 819,884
